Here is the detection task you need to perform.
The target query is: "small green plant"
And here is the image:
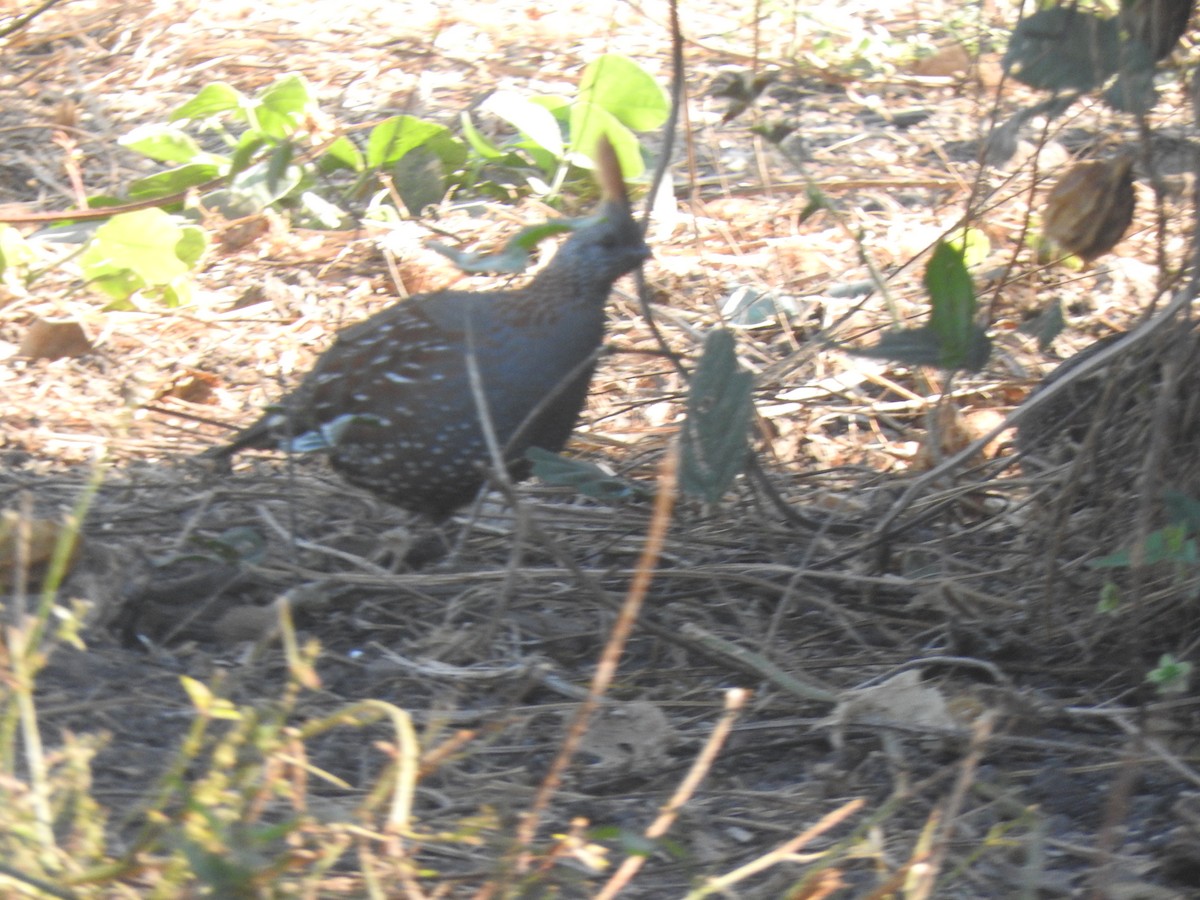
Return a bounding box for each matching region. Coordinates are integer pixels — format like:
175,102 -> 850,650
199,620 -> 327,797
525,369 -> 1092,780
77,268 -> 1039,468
80,207 -> 208,308
58,59 -> 664,308
1090,490 -> 1200,612
116,73 -> 467,224
461,53 -> 668,190
1146,653 -> 1192,695
853,239 -> 992,374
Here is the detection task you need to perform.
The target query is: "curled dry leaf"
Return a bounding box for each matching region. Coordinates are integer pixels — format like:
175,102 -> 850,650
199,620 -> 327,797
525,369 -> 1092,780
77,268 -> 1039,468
1043,155 -> 1136,263
18,317 -> 93,360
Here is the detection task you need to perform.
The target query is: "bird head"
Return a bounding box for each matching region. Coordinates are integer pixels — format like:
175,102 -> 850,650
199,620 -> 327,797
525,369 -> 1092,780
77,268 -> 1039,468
544,136 -> 651,287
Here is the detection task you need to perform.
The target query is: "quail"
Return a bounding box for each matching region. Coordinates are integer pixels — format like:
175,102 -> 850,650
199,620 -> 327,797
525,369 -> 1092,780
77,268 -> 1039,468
208,138 -> 650,519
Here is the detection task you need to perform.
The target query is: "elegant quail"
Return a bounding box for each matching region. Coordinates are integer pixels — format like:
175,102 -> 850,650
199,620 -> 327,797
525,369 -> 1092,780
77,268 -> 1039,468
208,138 -> 649,519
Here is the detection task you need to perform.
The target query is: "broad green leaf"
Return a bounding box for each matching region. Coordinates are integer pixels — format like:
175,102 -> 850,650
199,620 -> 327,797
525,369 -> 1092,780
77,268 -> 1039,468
480,91 -> 564,158
366,115 -> 449,168
229,133 -> 268,176
1097,581 -> 1121,613
126,163 -> 222,201
160,274 -> 194,308
79,209 -> 207,303
253,74 -> 314,139
926,242 -> 974,345
530,94 -> 571,119
945,227 -> 990,269
174,223 -> 208,267
427,220 -> 575,274
421,129 -> 467,170
81,209 -> 193,288
0,225 -> 38,276
460,111 -> 505,159
924,241 -> 991,371
320,135 -> 364,173
1147,654 -> 1192,694
526,447 -> 648,501
567,102 -> 643,177
578,54 -> 669,132
225,158 -> 304,210
120,124 -> 216,164
393,145 -> 445,215
266,142 -> 295,195
1089,525 -> 1197,569
171,81 -> 245,122
680,329 -> 755,503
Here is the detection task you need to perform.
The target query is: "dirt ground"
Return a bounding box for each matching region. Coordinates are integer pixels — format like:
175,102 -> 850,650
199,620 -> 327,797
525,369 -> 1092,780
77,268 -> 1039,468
4,0 -> 1200,896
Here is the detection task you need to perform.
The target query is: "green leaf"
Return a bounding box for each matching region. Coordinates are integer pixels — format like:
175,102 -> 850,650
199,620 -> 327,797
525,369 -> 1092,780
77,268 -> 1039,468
427,220 -> 575,274
924,241 -> 991,371
1089,524 -> 1199,570
526,447 -> 648,501
320,135 -> 364,173
461,111 -> 505,159
126,163 -> 222,201
421,129 -> 467,171
800,185 -> 828,222
1004,8 -> 1121,93
0,225 -> 39,280
224,157 -> 304,210
80,209 -> 207,302
265,142 -> 296,195
392,145 -> 446,215
174,223 -> 208,267
119,124 -> 217,164
253,74 -> 314,140
171,81 -> 245,122
567,102 -> 643,178
926,242 -> 974,345
480,91 -> 564,158
680,329 -> 754,503
366,115 -> 450,168
1147,653 -> 1192,695
578,54 -> 669,132
229,133 -> 268,176
945,227 -> 991,269
160,274 -> 194,308
1096,581 -> 1121,613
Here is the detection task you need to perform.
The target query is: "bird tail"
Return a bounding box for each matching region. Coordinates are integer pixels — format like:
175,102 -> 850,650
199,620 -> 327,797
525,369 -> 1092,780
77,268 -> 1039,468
201,419 -> 274,461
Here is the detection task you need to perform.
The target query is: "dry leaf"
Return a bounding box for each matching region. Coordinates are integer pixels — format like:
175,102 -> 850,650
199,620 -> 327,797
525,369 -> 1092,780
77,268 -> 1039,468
1044,156 -> 1136,262
822,670 -> 963,749
19,318 -> 93,360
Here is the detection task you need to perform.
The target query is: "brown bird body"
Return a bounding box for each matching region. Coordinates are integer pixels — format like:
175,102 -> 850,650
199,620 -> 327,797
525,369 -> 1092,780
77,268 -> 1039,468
209,139 -> 649,519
